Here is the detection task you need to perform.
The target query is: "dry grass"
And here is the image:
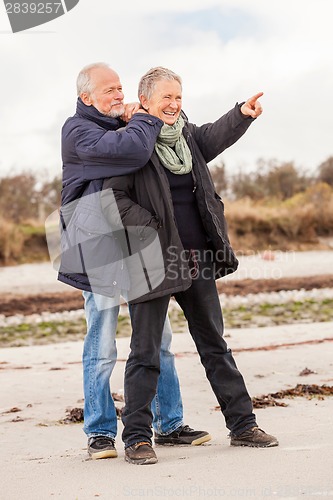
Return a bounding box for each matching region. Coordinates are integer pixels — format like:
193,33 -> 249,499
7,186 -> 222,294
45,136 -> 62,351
225,184 -> 333,253
1,183 -> 333,265
0,218 -> 26,265
0,219 -> 48,265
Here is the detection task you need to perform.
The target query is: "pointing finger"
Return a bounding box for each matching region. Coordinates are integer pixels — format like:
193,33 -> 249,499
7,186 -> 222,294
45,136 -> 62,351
247,92 -> 264,105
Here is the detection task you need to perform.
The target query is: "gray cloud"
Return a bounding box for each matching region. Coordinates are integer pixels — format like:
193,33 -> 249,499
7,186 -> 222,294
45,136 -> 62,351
0,0 -> 332,178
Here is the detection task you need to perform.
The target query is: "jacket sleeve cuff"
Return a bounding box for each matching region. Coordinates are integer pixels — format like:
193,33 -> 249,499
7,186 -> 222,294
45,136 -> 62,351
236,102 -> 255,121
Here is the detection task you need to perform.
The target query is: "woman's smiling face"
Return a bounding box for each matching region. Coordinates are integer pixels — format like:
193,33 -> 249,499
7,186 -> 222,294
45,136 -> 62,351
140,79 -> 182,126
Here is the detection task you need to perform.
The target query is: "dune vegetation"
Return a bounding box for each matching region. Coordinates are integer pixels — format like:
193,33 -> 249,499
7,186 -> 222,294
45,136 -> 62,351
1,157 -> 333,265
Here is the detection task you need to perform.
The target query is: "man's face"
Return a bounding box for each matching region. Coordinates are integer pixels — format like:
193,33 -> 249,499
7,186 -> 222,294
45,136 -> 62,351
140,79 -> 182,126
83,67 -> 125,117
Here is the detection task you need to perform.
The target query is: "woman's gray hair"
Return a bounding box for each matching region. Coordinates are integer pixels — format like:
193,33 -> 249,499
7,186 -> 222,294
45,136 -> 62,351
76,62 -> 111,97
138,66 -> 182,100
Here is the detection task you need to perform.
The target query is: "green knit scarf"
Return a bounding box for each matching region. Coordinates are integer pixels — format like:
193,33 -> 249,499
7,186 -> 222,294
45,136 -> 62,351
155,115 -> 193,175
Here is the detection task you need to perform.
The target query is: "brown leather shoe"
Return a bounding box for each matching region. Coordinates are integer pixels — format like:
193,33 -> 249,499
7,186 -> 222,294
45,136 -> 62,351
125,442 -> 158,465
230,427 -> 279,448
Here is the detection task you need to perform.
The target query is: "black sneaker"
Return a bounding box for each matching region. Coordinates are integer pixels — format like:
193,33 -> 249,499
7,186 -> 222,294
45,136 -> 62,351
230,426 -> 279,448
154,425 -> 211,446
88,436 -> 118,459
125,442 -> 158,465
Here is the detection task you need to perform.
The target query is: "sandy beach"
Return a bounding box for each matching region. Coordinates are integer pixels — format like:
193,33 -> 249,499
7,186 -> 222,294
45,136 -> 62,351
1,252 -> 333,499
1,250 -> 333,295
1,323 -> 333,499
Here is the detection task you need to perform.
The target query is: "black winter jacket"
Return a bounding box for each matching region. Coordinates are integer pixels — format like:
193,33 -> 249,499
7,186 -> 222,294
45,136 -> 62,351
103,103 -> 254,304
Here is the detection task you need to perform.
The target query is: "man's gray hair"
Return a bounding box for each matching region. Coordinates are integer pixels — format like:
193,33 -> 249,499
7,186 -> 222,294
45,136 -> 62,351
76,62 -> 111,97
138,66 -> 182,100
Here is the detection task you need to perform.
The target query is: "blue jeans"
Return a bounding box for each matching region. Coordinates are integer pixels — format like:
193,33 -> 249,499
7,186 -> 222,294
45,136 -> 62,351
82,291 -> 183,439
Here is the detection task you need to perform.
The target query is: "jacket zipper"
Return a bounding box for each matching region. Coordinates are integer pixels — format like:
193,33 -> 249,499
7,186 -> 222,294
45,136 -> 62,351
185,131 -> 226,244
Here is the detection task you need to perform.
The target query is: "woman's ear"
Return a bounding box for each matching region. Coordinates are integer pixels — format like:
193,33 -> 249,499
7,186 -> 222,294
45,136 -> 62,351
140,94 -> 149,111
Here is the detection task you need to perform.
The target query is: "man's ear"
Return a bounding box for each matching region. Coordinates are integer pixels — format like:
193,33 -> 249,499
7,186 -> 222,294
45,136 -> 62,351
80,92 -> 92,106
140,94 -> 149,111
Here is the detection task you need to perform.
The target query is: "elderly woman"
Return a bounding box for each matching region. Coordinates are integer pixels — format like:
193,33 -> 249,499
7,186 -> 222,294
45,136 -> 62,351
103,67 -> 278,465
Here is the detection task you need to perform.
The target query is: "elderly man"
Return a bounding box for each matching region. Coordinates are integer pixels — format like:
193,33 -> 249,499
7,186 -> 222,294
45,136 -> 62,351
58,63 -> 210,460
103,67 -> 278,465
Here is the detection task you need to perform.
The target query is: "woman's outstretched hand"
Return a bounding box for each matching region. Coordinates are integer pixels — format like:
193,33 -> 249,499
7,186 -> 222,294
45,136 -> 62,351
240,92 -> 263,118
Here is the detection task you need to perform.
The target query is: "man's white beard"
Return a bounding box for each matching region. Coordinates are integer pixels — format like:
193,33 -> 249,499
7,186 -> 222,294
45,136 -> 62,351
107,105 -> 125,118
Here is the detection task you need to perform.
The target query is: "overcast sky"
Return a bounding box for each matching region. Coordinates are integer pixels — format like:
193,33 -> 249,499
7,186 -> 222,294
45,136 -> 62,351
1,0 -> 332,180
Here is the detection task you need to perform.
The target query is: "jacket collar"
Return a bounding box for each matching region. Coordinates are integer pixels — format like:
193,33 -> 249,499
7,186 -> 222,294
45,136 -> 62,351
75,97 -> 124,130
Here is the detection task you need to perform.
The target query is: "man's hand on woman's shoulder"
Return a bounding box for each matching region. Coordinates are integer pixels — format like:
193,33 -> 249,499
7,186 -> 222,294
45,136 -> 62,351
121,102 -> 148,122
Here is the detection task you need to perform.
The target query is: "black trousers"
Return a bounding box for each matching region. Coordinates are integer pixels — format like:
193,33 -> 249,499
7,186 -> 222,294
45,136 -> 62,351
123,258 -> 257,447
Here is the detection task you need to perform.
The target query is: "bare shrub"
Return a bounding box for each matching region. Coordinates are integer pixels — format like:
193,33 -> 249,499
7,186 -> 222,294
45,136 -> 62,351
0,218 -> 26,264
230,159 -> 311,201
0,173 -> 61,223
210,161 -> 228,196
318,157 -> 333,187
0,173 -> 38,223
